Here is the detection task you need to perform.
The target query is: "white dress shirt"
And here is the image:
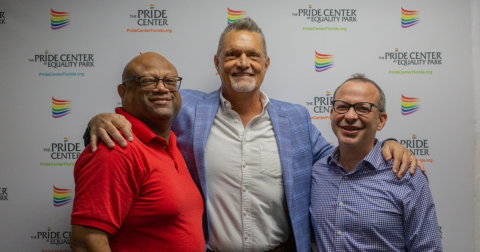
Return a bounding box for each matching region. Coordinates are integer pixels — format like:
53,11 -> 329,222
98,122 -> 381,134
204,91 -> 289,252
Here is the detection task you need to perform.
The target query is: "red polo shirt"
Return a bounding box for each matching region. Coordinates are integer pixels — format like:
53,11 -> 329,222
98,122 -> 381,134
71,108 -> 204,252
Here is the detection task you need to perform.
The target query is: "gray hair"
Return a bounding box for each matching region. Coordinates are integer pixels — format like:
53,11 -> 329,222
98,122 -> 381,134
333,73 -> 386,112
216,17 -> 268,58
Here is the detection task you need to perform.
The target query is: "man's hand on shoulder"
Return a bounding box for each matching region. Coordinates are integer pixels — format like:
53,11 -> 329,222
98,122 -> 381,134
70,225 -> 111,252
381,140 -> 426,179
88,113 -> 133,152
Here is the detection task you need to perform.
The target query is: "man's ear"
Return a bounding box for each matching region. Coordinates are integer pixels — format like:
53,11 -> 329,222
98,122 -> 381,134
118,84 -> 126,99
377,112 -> 388,131
214,54 -> 220,72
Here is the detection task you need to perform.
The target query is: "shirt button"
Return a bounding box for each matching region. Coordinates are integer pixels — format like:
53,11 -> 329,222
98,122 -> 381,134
243,186 -> 247,192
243,163 -> 246,168
244,234 -> 249,239
339,202 -> 344,206
243,211 -> 247,216
337,231 -> 342,236
234,119 -> 239,123
344,176 -> 349,179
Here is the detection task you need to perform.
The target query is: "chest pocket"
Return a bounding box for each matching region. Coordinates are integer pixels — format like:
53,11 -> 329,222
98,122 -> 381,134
260,142 -> 283,179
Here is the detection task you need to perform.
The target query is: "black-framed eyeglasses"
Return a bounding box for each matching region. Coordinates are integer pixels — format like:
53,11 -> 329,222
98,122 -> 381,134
332,100 -> 383,115
122,76 -> 182,91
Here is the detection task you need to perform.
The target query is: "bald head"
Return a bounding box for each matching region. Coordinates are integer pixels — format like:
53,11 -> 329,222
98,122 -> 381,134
122,52 -> 178,82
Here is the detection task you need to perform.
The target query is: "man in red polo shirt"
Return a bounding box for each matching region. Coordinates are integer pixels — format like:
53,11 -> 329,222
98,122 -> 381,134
70,52 -> 205,252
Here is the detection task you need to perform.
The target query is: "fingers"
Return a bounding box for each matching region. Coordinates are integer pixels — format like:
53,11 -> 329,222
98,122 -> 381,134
113,119 -> 133,143
90,134 -> 98,152
396,152 -> 409,179
409,156 -> 418,176
418,161 -> 426,173
88,113 -> 131,150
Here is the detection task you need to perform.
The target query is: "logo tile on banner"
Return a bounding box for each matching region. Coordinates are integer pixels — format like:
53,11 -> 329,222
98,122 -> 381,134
306,91 -> 333,120
400,134 -> 432,162
53,186 -> 72,207
29,50 -> 94,77
52,97 -> 71,118
42,137 -> 82,166
401,94 -> 419,115
293,5 -> 356,32
401,7 -> 419,28
30,227 -> 71,246
0,188 -> 7,200
51,9 -> 69,30
127,5 -> 170,33
0,12 -> 5,24
315,52 -> 333,72
379,48 -> 442,75
227,8 -> 246,24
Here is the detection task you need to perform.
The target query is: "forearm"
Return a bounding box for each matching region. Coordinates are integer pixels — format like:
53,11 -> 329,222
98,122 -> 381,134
70,225 -> 111,252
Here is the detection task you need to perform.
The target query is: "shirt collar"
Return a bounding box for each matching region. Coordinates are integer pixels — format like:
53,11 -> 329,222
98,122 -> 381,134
327,139 -> 383,172
115,107 -> 176,148
218,90 -> 270,115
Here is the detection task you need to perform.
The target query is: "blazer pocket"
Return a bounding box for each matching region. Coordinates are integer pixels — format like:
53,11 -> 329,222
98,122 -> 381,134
260,142 -> 282,179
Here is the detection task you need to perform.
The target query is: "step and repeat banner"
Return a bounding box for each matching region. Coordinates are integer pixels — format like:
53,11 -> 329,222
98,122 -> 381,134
0,0 -> 475,251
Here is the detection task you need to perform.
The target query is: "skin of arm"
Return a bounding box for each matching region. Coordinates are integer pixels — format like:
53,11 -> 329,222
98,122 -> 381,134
87,113 -> 424,178
70,225 -> 112,252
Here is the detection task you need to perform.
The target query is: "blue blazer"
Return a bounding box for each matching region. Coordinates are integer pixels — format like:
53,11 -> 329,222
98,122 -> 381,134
172,89 -> 334,252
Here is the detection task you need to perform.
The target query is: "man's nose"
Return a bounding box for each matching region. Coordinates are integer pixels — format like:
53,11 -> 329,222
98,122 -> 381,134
344,106 -> 358,120
236,53 -> 249,68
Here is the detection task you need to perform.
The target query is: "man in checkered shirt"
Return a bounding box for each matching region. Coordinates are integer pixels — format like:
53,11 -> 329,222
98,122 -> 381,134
310,74 -> 442,251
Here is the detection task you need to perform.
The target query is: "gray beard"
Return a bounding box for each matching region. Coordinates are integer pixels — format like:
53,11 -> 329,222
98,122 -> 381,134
231,80 -> 256,92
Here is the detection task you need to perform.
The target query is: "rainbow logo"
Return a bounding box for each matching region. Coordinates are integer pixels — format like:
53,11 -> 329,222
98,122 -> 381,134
53,186 -> 72,207
401,94 -> 419,115
48,227 -> 52,231
52,97 -> 71,118
412,134 -> 417,139
45,50 -> 49,54
150,4 -> 155,9
401,8 -> 419,28
64,137 -> 68,142
51,9 -> 69,30
326,91 -> 331,96
228,8 -> 246,24
395,48 -> 398,52
309,5 -> 312,8
315,51 -> 334,72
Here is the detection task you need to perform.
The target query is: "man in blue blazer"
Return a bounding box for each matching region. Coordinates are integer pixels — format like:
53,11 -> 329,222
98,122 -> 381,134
86,18 -> 421,252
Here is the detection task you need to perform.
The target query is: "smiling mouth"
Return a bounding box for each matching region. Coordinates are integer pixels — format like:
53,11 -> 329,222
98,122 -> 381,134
340,126 -> 363,134
232,73 -> 254,77
149,97 -> 172,104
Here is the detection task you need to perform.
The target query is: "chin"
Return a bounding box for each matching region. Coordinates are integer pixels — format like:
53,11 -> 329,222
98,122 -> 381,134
231,81 -> 256,93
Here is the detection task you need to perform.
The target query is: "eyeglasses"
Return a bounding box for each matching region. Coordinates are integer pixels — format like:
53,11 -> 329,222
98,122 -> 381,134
332,100 -> 383,115
122,76 -> 182,91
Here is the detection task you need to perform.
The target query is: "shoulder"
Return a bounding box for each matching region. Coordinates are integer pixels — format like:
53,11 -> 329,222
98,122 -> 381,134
179,89 -> 207,99
270,98 -> 309,113
312,156 -> 331,175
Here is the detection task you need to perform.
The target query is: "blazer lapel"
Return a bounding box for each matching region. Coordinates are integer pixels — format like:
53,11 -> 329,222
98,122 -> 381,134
193,89 -> 220,199
268,102 -> 293,212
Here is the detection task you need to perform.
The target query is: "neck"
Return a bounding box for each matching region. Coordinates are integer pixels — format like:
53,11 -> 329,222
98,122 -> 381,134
221,86 -> 263,127
337,139 -> 375,173
142,119 -> 172,145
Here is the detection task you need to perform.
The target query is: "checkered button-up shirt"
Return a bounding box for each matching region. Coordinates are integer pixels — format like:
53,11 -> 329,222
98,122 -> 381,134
310,141 -> 442,251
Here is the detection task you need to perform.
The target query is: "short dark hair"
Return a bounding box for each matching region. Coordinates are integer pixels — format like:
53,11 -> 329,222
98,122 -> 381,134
333,73 -> 386,112
216,17 -> 268,58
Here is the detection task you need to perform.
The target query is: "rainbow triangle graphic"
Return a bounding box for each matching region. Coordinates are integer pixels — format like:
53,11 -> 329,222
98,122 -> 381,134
315,51 -> 333,72
228,8 -> 246,24
401,94 -> 419,115
412,134 -> 417,139
51,9 -> 70,30
326,91 -> 331,96
52,97 -> 71,118
53,186 -> 72,207
401,8 -> 419,28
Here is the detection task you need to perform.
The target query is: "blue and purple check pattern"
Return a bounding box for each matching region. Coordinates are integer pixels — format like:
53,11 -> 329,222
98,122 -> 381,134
310,141 -> 442,251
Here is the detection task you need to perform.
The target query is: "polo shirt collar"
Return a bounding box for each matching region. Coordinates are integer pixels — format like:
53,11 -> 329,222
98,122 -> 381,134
115,107 -> 175,147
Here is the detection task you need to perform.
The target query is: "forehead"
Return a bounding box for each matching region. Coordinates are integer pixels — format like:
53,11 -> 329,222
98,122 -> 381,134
336,81 -> 380,103
222,30 -> 263,52
130,56 -> 178,77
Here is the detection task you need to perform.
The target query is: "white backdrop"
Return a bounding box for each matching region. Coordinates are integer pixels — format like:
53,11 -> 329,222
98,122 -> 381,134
0,0 -> 476,251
